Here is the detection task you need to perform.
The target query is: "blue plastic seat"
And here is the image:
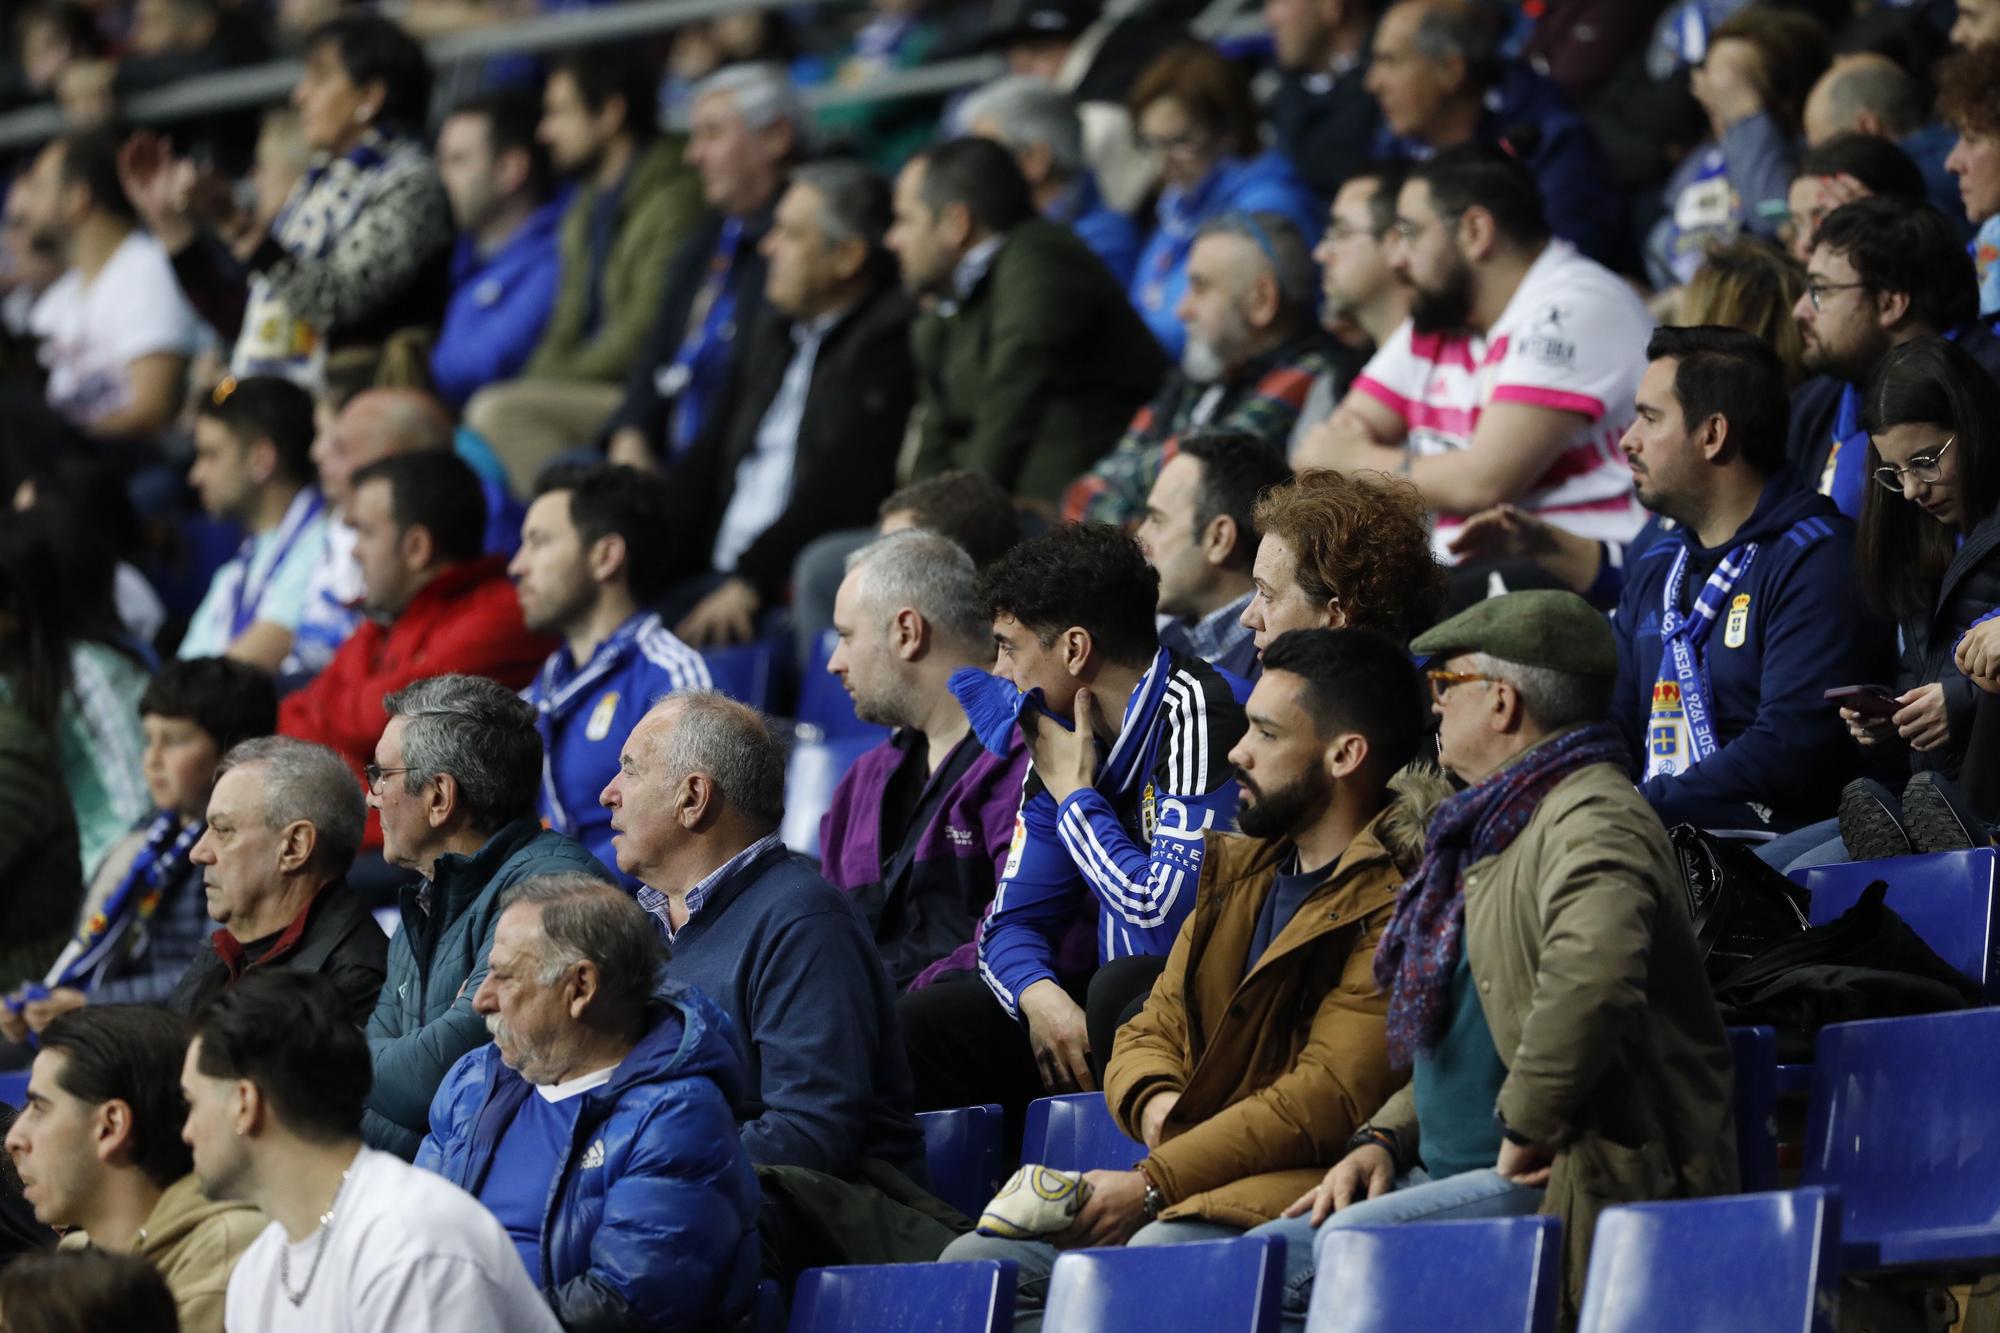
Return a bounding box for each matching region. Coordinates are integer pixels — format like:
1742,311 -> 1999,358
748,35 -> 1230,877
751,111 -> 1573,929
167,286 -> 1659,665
1802,1008 -> 2000,1275
1020,1093 -> 1145,1172
788,1259 -> 1015,1333
920,1103 -> 1006,1218
1045,1235 -> 1283,1333
1577,1188 -> 1839,1333
779,735 -> 884,858
795,629 -> 892,744
1726,1026 -> 1777,1193
1795,848 -> 1996,999
702,639 -> 783,712
0,1070 -> 26,1108
1308,1215 -> 1561,1333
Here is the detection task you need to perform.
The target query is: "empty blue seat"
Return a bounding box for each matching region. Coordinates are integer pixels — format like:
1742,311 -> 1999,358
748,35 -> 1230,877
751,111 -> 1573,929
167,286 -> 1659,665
921,1103 -> 1006,1218
1046,1235 -> 1283,1333
1726,1026 -> 1777,1193
789,1259 -> 1015,1333
779,735 -> 883,858
1577,1188 -> 1839,1333
1021,1093 -> 1145,1172
1308,1215 -> 1561,1333
795,629 -> 893,744
1803,1008 -> 2000,1275
1796,848 -> 1996,999
702,639 -> 783,712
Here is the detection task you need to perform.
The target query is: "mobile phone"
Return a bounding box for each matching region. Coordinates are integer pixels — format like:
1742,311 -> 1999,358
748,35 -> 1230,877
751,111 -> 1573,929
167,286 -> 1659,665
1824,685 -> 1901,719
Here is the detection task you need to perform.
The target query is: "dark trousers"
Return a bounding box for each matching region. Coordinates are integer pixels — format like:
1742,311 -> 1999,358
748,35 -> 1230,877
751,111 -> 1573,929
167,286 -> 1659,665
899,973 -> 1089,1155
1085,954 -> 1169,1077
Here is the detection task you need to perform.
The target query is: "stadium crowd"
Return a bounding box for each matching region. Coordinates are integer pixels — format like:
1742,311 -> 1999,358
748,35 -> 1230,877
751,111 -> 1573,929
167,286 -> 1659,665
0,0 -> 1996,1328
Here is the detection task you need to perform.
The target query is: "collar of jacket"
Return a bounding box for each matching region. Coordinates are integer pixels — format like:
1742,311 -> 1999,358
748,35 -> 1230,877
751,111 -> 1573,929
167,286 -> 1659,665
424,817 -> 550,921
393,554 -> 511,622
608,136 -> 692,220
1227,324 -> 1340,387
211,876 -> 343,979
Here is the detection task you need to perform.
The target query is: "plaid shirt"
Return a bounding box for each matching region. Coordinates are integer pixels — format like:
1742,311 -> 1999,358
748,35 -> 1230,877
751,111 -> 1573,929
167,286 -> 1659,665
636,832 -> 784,941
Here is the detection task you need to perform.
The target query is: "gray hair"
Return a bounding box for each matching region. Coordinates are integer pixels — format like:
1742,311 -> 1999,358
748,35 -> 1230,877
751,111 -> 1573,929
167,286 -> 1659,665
694,62 -> 809,140
956,76 -> 1085,179
215,737 -> 367,876
844,528 -> 989,654
788,158 -> 891,250
1196,211 -> 1317,320
383,674 -> 542,835
499,873 -> 667,1010
1464,652 -> 1613,732
1408,2 -> 1500,83
647,691 -> 786,832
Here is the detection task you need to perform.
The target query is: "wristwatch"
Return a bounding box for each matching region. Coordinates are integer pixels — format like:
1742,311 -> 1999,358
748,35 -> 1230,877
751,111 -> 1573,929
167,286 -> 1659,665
1492,1106 -> 1536,1148
1138,1165 -> 1165,1220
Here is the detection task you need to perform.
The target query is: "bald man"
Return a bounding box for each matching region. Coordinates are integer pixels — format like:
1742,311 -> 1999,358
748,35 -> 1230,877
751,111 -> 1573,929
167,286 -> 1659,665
1801,53 -> 1970,232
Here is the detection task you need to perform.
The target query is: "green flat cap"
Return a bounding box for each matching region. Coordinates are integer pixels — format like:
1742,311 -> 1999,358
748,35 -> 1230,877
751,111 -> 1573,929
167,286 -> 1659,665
1410,589 -> 1617,677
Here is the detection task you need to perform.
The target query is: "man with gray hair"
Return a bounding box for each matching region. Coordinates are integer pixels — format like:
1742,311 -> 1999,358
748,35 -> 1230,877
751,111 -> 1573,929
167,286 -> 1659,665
361,674 -> 611,1160
1800,52 -> 1970,235
1065,210 -> 1347,525
600,691 -> 927,1180
417,874 -> 761,1330
960,75 -> 1139,286
819,530 -> 1032,988
662,159 -> 917,648
170,737 -> 386,1024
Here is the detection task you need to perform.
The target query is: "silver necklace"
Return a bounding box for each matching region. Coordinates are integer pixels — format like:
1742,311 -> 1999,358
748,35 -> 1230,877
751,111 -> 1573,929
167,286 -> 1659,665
277,1166 -> 352,1307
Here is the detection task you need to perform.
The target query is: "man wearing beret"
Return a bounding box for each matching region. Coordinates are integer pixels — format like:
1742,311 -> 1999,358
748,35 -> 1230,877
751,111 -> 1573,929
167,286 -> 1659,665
1249,590 -> 1738,1326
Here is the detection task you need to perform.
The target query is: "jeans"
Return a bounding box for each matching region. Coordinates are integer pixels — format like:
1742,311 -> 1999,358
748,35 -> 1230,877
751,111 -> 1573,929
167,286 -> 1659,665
1754,816 -> 1847,874
941,1216 -> 1243,1332
1244,1168 -> 1545,1329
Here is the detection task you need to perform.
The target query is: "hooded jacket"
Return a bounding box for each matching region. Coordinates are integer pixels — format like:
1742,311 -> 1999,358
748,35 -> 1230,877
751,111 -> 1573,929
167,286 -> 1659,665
1891,510 -> 2000,779
61,1174 -> 265,1333
431,197 -> 567,408
1611,470 -> 1876,831
417,983 -> 761,1333
1104,767 -> 1443,1227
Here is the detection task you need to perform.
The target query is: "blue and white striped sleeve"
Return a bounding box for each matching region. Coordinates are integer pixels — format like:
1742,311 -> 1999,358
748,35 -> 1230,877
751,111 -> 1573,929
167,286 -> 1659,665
978,782 -> 1086,1018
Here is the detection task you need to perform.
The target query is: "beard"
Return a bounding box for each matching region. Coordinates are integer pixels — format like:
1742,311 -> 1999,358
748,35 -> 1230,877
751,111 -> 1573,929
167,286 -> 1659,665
1234,765 -> 1331,841
487,1013 -> 568,1086
1179,305 -> 1253,384
850,671 -> 919,730
1407,260 -> 1474,336
520,573 -> 595,637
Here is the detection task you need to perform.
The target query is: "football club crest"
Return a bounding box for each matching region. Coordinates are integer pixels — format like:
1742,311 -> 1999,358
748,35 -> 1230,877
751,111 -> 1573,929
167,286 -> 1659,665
1649,681 -> 1684,772
1003,814 -> 1026,879
586,691 -> 621,742
1723,594 -> 1750,649
1140,783 -> 1157,841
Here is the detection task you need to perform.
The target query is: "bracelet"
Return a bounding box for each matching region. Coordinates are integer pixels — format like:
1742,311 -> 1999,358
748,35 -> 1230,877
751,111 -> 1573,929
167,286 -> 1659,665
1345,1125 -> 1400,1161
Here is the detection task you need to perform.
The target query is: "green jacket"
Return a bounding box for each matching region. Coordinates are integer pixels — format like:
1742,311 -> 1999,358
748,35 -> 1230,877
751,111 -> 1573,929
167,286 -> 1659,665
362,817 -> 611,1159
0,699 -> 81,986
910,218 -> 1166,505
525,136 -> 704,384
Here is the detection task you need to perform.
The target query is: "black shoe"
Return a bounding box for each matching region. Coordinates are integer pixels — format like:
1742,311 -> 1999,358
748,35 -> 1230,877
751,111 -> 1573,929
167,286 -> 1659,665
1838,778 -> 1915,861
1900,771 -> 1990,855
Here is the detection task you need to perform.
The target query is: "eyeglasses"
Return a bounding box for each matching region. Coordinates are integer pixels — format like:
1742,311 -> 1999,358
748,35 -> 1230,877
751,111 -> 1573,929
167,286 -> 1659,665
1388,210 -> 1463,245
1874,435 -> 1955,493
1138,128 -> 1213,158
1804,280 -> 1869,310
1425,669 -> 1501,702
1322,221 -> 1386,245
363,764 -> 414,794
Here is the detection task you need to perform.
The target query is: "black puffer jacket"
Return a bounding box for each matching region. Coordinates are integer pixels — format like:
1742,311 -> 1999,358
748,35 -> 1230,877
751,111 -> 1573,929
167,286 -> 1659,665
1898,511 -> 2000,777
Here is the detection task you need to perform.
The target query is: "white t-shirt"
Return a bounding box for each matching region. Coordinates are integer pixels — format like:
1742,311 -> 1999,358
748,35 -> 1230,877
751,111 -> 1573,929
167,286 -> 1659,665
1351,240 -> 1654,561
31,231 -> 200,427
224,1147 -> 562,1333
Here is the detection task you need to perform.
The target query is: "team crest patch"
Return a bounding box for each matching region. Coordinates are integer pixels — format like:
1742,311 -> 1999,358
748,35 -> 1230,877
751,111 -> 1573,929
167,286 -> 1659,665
1649,681 -> 1683,769
586,691 -> 621,741
1723,594 -> 1750,649
1003,814 -> 1026,879
1140,783 -> 1157,841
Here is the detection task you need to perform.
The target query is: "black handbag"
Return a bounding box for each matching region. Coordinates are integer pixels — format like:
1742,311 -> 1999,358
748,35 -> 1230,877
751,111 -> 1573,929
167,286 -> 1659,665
1668,823 -> 1811,985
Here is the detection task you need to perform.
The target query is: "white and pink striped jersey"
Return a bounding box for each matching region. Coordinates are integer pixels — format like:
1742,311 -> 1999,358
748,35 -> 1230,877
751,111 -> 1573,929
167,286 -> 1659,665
1350,240 -> 1655,562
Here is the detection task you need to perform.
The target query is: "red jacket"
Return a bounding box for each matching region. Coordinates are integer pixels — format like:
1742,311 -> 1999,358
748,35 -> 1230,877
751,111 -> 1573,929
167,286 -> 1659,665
279,556 -> 555,843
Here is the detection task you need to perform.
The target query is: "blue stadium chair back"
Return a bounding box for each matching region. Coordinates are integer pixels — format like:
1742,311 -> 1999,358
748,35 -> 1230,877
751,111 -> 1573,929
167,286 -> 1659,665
702,639 -> 783,712
1308,1215 -> 1561,1333
1727,1026 -> 1777,1193
1577,1188 -> 1839,1333
0,1071 -> 25,1110
1021,1093 -> 1145,1172
796,629 -> 893,743
779,734 -> 883,858
1794,848 -> 1997,999
1802,1009 -> 2000,1273
1044,1235 -> 1284,1333
921,1103 -> 1006,1218
788,1259 -> 1015,1333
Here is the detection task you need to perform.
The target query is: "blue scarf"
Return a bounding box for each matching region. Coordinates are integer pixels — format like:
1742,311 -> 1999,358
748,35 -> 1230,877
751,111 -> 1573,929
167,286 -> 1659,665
948,668 -> 1072,757
1647,539 -> 1758,781
53,813 -> 204,991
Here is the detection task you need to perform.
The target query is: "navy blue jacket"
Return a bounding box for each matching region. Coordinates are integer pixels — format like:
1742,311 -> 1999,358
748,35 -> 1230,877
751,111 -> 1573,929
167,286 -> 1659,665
660,840 -> 928,1183
416,982 -> 760,1332
1613,472 -> 1874,831
431,197 -> 567,408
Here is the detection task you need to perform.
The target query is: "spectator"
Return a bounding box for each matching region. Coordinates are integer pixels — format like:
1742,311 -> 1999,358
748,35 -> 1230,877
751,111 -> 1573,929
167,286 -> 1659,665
602,63 -> 803,473
1788,197 -> 2000,519
419,875 -> 760,1330
1366,0 -> 1626,270
1782,131 -> 1930,269
944,629 -> 1435,1330
1953,0 -> 2000,49
820,530 -> 1032,989
0,1249 -> 178,1333
119,13 -> 453,382
1265,0 -> 1382,202
1254,590 -> 1737,1325
15,129 -> 198,440
0,691 -> 77,1020
959,75 -> 1140,287
1290,162 -> 1415,444
115,0 -> 265,95
514,464 -> 709,879
1649,6 -> 1828,288
1125,45 -> 1322,361
662,161 -> 918,648
601,690 -> 927,1179
180,376 -> 329,670
1612,326 -> 1871,834
0,659 -> 275,1041
1801,53 -> 1970,237
1297,147 -> 1653,564
893,137 -> 1167,507
463,49 -> 704,492
277,451 -> 554,816
1679,238 -> 1809,385
4,4 -> 101,109
4,1006 -> 262,1333
1064,212 -> 1350,527
184,971 -> 563,1332
1140,434 -> 1297,681
429,91 -> 565,410
360,675 -> 609,1160
899,525 -> 1248,1134
1939,42 -> 2000,317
